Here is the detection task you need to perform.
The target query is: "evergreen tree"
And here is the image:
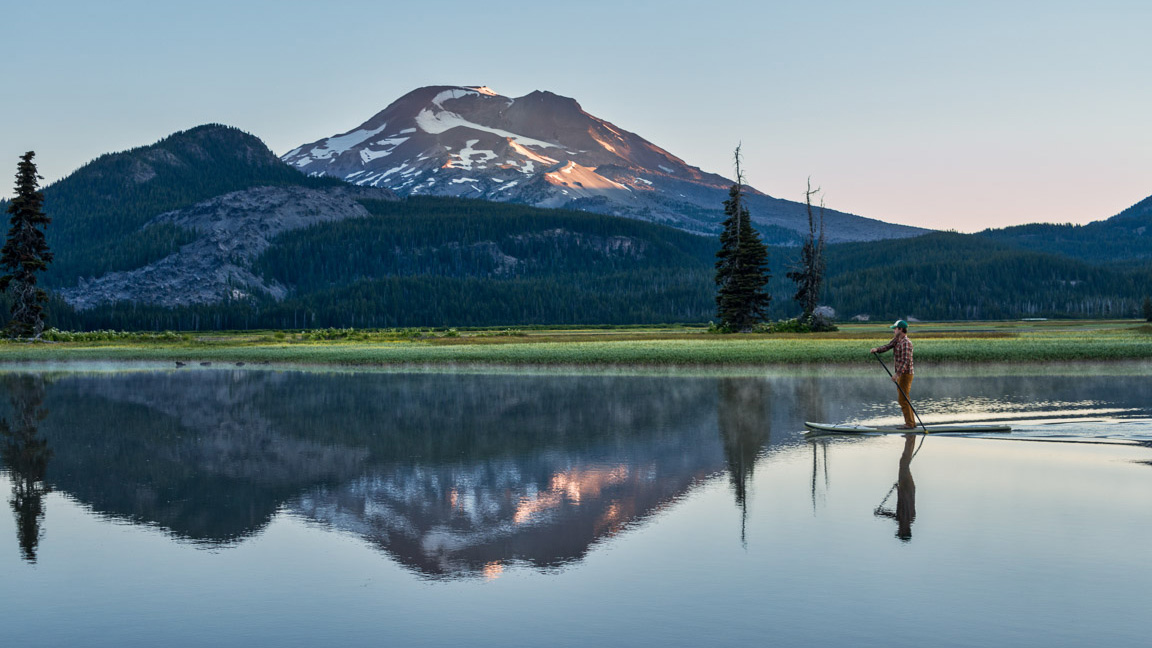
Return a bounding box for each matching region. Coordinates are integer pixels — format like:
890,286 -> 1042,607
1143,296 -> 1152,322
1,152 -> 53,338
714,147 -> 771,331
786,178 -> 827,321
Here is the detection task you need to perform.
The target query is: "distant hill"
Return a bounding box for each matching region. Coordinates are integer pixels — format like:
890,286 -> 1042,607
978,194 -> 1152,265
37,124 -> 353,286
824,232 -> 1150,320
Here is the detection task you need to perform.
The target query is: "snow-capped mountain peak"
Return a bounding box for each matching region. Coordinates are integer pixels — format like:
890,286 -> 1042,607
282,85 -> 925,241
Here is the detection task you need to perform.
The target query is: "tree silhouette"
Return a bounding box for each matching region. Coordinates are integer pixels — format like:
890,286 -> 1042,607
1,152 -> 53,338
714,146 -> 771,331
786,178 -> 827,323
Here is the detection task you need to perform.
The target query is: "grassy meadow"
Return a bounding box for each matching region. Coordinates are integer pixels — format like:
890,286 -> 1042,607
1,320 -> 1150,370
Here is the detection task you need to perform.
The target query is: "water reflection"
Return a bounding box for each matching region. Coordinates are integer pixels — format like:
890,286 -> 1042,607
4,367 -> 1152,576
717,378 -> 773,543
7,371 -> 748,577
287,374 -> 726,578
0,374 -> 52,562
873,435 -> 920,541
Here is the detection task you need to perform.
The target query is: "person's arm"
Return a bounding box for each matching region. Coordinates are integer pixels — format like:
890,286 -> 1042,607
871,337 -> 897,354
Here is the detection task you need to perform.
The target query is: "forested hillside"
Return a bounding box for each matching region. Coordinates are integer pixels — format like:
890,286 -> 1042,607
978,194 -> 1152,265
39,124 -> 345,286
824,233 -> 1150,320
49,198 -> 722,329
40,197 -> 1152,331
257,197 -> 716,288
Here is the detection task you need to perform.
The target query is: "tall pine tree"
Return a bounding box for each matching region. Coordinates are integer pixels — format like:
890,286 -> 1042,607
786,178 -> 827,321
1,152 -> 53,338
714,146 -> 771,331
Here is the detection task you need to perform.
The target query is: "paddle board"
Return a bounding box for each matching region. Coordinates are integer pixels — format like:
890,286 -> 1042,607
804,421 -> 1011,435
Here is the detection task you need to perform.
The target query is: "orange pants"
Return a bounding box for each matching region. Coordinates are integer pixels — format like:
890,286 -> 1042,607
896,373 -> 915,426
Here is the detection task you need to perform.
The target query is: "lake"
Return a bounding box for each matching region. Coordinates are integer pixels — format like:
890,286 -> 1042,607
2,364 -> 1151,647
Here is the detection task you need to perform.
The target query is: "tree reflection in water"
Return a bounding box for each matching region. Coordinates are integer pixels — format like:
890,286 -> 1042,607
717,378 -> 773,544
0,374 -> 52,562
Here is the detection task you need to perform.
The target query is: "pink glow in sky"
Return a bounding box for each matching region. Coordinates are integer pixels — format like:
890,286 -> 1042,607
2,0 -> 1149,232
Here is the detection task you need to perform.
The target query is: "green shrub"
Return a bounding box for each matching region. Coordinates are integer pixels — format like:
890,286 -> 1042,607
40,328 -> 188,343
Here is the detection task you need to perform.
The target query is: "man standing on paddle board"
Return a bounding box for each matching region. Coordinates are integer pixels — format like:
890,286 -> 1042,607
871,320 -> 915,429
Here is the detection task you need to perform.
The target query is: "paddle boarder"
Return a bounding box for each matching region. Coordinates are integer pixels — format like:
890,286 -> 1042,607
871,320 -> 915,429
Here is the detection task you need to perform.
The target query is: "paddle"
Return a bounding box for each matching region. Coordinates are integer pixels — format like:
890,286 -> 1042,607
872,352 -> 928,432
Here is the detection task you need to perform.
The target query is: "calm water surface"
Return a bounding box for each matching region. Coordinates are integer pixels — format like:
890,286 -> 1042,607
2,365 -> 1151,647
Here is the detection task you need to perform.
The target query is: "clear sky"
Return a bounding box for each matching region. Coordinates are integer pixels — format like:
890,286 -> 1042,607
2,0 -> 1149,231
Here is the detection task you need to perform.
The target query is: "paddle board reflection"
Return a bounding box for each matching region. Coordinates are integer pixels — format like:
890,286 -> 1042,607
873,434 -> 918,541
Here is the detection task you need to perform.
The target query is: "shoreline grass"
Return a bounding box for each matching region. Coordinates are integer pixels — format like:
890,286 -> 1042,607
1,321 -> 1150,369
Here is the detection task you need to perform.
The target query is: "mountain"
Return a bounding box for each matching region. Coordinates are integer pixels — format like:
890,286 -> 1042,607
56,185 -> 387,310
282,85 -> 926,243
25,124 -> 395,310
978,193 -> 1152,265
11,121 -> 1149,330
39,124 -> 368,287
26,123 -> 726,322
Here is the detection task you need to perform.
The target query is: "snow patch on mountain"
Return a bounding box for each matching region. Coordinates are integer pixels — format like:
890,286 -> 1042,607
414,107 -> 558,149
301,123 -> 391,164
360,137 -> 409,163
448,140 -> 498,170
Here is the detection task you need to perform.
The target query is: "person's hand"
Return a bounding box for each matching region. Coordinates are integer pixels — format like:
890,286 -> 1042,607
891,376 -> 898,383
870,347 -> 877,354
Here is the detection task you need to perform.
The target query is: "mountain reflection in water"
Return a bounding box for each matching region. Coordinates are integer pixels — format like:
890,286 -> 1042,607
3,367 -> 1152,578
0,370 -> 822,577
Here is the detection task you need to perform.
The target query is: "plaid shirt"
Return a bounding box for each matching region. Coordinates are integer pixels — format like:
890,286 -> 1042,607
877,333 -> 914,375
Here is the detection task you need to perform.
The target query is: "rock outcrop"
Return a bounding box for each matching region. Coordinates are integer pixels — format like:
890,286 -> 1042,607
58,185 -> 391,310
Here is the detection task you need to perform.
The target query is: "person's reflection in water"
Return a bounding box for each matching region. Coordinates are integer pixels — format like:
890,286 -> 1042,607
0,374 -> 52,562
717,378 -> 772,545
874,434 -> 917,542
